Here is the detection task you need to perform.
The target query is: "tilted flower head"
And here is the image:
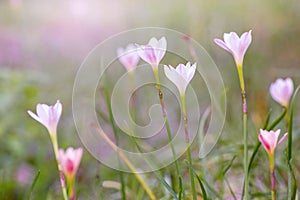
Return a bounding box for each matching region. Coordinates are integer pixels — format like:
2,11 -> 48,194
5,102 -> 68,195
137,37 -> 167,70
269,77 -> 294,108
258,129 -> 287,155
117,44 -> 140,72
59,147 -> 83,179
27,100 -> 62,135
164,62 -> 196,96
214,30 -> 252,66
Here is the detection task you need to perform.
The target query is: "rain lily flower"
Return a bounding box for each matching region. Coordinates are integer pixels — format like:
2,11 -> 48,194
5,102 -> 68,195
59,147 -> 83,179
117,44 -> 140,72
214,30 -> 252,66
27,100 -> 62,135
269,77 -> 294,108
59,147 -> 83,200
137,37 -> 167,70
258,129 -> 287,200
258,129 -> 288,155
164,62 -> 196,96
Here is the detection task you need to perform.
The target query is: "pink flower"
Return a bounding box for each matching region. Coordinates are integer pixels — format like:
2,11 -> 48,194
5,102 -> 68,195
58,147 -> 83,179
269,77 -> 294,108
214,30 -> 252,66
117,44 -> 140,72
27,100 -> 62,135
164,62 -> 196,95
137,37 -> 167,70
258,129 -> 287,155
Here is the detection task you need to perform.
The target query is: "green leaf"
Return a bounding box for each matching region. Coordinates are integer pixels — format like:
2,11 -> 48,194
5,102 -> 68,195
26,170 -> 40,200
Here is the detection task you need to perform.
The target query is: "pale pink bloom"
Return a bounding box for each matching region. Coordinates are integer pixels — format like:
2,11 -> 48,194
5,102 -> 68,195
58,147 -> 83,179
117,44 -> 140,72
214,30 -> 252,66
258,129 -> 287,155
164,62 -> 196,95
27,100 -> 62,134
269,77 -> 294,108
137,37 -> 167,69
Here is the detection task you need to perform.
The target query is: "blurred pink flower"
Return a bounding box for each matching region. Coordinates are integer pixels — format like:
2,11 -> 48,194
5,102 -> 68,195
58,147 -> 83,179
164,62 -> 196,95
214,30 -> 252,66
269,77 -> 294,108
137,37 -> 167,70
14,163 -> 33,186
258,129 -> 287,155
117,44 -> 140,72
27,100 -> 62,135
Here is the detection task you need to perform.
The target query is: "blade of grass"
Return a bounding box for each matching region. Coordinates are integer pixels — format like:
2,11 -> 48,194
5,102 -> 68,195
184,160 -> 208,200
222,155 -> 236,175
103,87 -> 126,200
287,85 -> 300,199
26,170 -> 40,200
131,138 -> 179,200
93,125 -> 157,200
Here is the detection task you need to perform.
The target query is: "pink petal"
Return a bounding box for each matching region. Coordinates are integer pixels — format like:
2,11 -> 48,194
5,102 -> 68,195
214,39 -> 232,54
259,133 -> 271,153
278,132 -> 288,145
27,110 -> 43,125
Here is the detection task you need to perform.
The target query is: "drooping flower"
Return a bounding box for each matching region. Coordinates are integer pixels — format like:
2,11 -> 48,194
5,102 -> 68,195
27,100 -> 62,135
258,129 -> 287,155
214,30 -> 252,66
164,62 -> 196,96
137,37 -> 167,70
58,147 -> 83,179
117,44 -> 140,72
269,77 -> 294,108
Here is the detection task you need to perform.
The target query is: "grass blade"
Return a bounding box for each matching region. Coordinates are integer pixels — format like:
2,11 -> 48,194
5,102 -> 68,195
26,170 -> 40,200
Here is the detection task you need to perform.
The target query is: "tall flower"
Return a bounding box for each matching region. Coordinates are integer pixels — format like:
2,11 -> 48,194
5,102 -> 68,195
269,78 -> 294,108
59,147 -> 83,200
259,129 -> 288,155
214,30 -> 252,67
27,100 -> 62,135
214,30 -> 252,200
117,44 -> 140,72
164,62 -> 196,96
137,37 -> 167,71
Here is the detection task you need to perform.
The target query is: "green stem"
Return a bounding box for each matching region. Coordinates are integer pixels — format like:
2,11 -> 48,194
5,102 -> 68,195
153,68 -> 185,199
237,64 -> 248,200
269,153 -> 276,200
50,134 -> 68,200
181,95 -> 197,200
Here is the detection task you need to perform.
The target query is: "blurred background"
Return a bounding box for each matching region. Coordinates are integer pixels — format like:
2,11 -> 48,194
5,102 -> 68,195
1,0 -> 300,199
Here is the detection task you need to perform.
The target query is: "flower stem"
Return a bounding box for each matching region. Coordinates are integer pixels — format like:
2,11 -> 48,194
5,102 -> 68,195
50,134 -> 68,200
269,154 -> 276,200
237,64 -> 248,200
181,95 -> 197,200
153,68 -> 185,199
67,176 -> 76,200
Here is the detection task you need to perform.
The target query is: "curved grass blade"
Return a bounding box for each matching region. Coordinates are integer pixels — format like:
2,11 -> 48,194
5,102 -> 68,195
287,85 -> 300,199
26,170 -> 40,200
222,155 -> 236,175
184,160 -> 208,200
132,138 -> 178,200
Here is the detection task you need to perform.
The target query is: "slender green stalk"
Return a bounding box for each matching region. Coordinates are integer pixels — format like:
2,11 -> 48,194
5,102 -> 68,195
50,134 -> 68,200
181,95 -> 197,200
153,68 -> 185,199
237,64 -> 248,200
103,87 -> 126,200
